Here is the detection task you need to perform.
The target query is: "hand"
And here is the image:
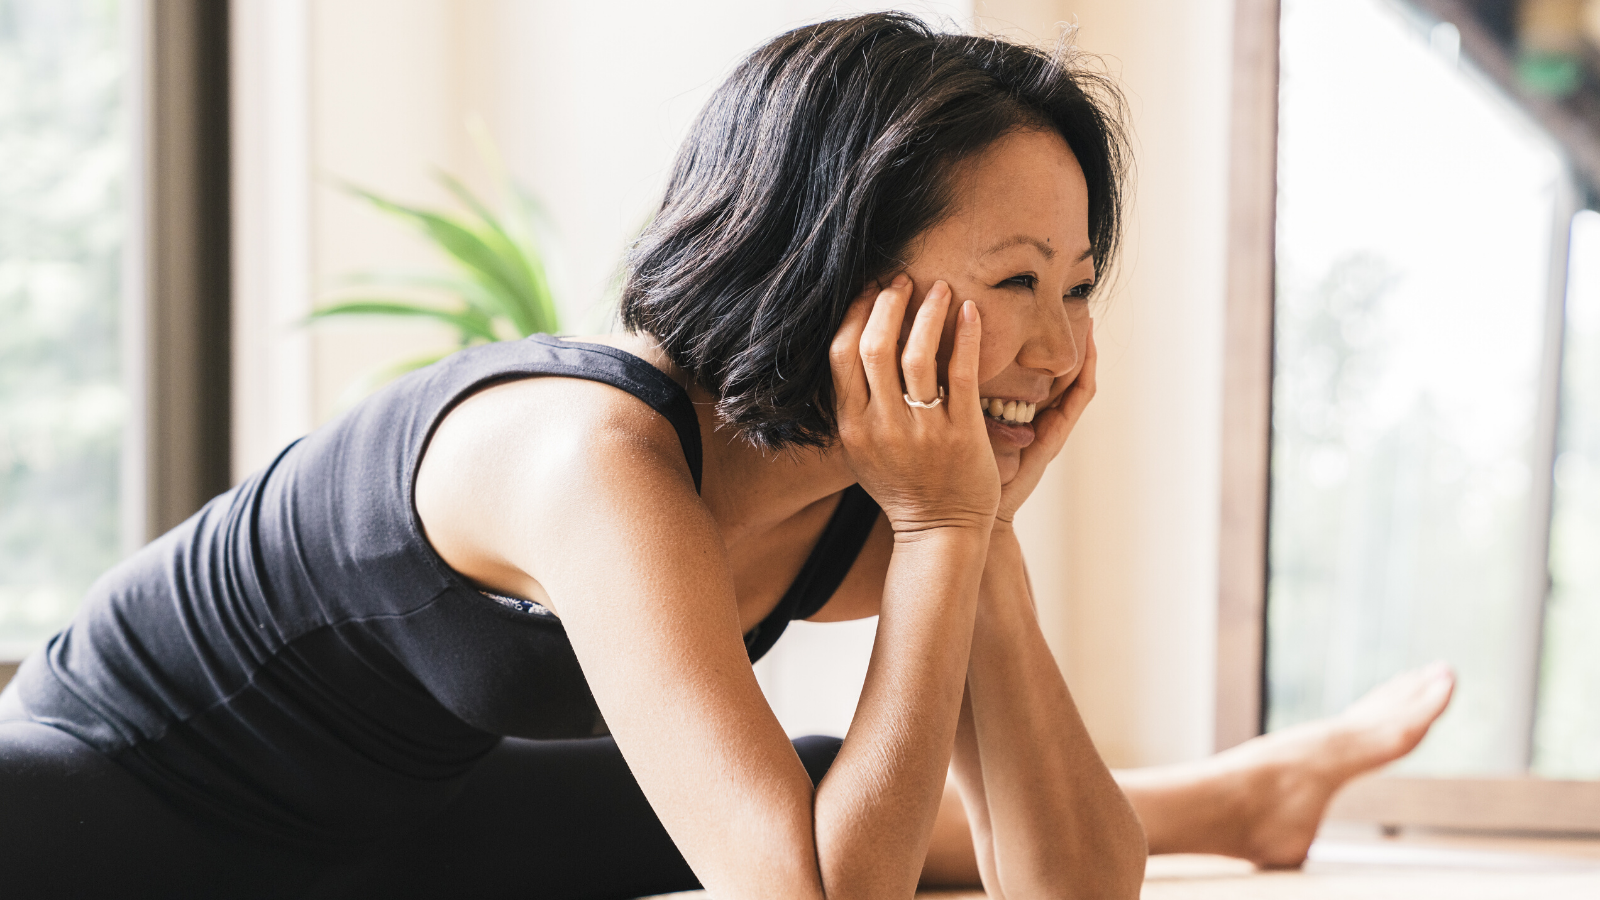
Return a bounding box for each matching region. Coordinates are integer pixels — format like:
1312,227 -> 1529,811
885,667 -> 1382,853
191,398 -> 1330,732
830,274 -> 999,536
995,321 -> 1098,523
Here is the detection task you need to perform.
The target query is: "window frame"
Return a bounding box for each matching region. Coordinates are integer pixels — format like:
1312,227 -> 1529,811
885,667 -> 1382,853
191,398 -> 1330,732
135,0 -> 233,542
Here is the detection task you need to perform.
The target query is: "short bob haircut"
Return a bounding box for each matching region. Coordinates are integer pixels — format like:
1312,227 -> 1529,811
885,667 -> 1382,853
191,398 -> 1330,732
620,12 -> 1129,451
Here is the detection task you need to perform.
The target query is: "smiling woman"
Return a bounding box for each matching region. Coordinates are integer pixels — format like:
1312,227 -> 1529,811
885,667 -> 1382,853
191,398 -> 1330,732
0,14 -> 1147,898
0,9 -> 1452,900
620,20 -> 1125,454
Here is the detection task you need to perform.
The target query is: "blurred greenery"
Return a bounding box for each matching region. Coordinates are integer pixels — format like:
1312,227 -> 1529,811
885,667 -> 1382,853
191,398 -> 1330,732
0,0 -> 126,656
311,129 -> 561,399
1266,252 -> 1536,774
1269,0 -> 1569,775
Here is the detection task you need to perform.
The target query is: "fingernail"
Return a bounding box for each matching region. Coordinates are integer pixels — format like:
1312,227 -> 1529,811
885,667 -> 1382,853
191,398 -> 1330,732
928,281 -> 949,301
962,300 -> 977,323
893,273 -> 910,288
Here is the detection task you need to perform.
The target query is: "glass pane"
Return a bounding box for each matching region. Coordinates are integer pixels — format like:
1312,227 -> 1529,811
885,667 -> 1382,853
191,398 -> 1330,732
0,0 -> 129,658
1534,210 -> 1600,779
1268,0 -> 1564,774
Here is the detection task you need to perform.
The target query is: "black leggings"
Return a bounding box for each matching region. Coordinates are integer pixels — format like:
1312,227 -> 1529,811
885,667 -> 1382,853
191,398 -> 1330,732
0,720 -> 841,900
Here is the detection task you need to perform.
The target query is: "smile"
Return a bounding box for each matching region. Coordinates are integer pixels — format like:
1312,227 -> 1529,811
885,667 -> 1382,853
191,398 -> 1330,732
980,397 -> 1037,424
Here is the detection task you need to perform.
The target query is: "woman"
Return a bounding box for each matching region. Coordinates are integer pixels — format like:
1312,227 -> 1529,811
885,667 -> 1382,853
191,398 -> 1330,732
0,13 -> 1451,899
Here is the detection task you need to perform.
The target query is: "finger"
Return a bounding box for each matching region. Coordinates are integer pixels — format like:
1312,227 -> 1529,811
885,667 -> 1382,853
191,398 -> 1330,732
946,300 -> 982,414
901,281 -> 950,405
829,293 -> 875,414
858,275 -> 912,402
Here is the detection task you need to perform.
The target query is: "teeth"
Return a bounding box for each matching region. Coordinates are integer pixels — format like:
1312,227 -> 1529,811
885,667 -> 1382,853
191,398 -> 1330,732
980,398 -> 1036,425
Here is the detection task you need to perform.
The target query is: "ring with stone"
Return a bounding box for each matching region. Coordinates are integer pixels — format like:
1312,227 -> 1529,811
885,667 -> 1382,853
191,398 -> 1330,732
903,386 -> 946,409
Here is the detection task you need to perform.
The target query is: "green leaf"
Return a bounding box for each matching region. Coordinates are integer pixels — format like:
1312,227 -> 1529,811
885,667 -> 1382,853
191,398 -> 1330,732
332,269 -> 502,317
433,172 -> 559,337
342,185 -> 538,327
307,299 -> 499,345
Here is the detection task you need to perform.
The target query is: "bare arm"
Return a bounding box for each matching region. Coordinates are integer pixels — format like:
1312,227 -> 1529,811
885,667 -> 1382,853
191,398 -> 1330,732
948,526 -> 1146,900
946,325 -> 1146,899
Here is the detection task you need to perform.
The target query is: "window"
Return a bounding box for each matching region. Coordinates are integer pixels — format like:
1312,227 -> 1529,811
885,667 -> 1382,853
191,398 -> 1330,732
1268,0 -> 1594,781
0,0 -> 131,659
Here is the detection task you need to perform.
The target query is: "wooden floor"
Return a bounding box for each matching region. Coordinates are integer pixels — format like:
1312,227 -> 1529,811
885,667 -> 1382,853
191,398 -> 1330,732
644,824 -> 1600,899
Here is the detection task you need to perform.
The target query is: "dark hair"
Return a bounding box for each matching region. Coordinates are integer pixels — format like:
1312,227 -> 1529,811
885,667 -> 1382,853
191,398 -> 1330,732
620,12 -> 1129,450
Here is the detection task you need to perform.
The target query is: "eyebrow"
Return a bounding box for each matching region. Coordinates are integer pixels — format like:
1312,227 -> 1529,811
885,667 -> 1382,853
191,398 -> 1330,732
981,234 -> 1094,264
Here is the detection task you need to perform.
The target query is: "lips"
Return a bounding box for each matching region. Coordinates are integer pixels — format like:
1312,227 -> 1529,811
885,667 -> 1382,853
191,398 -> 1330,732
982,409 -> 1036,448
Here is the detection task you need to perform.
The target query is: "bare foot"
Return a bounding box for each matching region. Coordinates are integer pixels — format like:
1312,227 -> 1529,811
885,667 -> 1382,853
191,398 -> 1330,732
1209,662 -> 1456,867
924,664 -> 1455,884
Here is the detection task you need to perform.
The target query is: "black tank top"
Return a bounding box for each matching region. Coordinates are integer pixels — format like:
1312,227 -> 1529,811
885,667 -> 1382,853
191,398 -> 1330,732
11,335 -> 880,848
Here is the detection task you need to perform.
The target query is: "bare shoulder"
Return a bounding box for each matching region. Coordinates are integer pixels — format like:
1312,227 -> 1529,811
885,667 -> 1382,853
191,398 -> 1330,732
805,510 -> 891,622
414,367 -> 709,612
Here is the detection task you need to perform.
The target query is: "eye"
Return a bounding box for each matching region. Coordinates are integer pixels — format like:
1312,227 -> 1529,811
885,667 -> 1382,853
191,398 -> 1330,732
1001,273 -> 1038,291
1066,282 -> 1094,300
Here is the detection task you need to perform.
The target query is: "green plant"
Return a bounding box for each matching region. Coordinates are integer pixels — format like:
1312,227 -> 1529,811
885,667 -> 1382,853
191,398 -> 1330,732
310,127 -> 560,396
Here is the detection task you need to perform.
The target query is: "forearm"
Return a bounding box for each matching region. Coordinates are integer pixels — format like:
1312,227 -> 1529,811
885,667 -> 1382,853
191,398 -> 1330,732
955,525 -> 1146,899
814,524 -> 989,900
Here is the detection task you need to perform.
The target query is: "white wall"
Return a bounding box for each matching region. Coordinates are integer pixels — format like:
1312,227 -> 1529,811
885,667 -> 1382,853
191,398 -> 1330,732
231,0 -> 312,477
481,0 -> 974,329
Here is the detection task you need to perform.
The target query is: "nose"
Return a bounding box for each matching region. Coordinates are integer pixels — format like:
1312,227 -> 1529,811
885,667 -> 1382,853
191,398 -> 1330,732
1018,298 -> 1080,378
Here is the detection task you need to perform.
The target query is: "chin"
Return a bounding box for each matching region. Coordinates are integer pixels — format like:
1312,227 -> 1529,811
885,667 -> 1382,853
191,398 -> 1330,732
993,452 -> 1022,485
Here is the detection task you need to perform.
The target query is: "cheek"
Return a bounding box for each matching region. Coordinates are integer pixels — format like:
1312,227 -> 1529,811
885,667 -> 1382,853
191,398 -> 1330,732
1068,320 -> 1090,377
963,299 -> 1026,383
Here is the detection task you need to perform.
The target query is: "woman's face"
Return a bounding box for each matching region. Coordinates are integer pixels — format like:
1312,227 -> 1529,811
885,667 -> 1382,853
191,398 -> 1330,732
899,128 -> 1095,484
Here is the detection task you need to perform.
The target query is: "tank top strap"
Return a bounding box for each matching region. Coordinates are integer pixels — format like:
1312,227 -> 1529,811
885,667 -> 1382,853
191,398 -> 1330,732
742,484 -> 882,662
525,335 -> 703,493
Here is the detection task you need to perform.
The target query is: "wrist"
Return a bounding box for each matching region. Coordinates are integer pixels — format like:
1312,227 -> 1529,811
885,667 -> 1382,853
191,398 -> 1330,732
890,518 -> 994,548
887,507 -> 996,543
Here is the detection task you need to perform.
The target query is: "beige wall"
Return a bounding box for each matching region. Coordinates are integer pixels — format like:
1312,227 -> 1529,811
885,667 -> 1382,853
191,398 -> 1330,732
989,0 -> 1235,767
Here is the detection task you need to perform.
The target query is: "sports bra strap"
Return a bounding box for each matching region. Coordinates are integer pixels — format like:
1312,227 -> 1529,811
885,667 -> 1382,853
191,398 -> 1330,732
742,484 -> 882,662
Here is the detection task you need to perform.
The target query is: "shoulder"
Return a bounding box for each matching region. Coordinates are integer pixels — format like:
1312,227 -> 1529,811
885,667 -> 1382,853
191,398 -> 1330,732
423,341 -> 698,493
415,366 -> 711,606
